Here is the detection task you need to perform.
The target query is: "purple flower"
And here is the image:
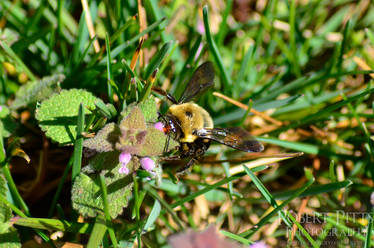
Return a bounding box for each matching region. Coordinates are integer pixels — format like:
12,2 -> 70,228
118,164 -> 129,175
119,152 -> 131,165
249,241 -> 268,248
118,152 -> 131,175
140,157 -> 155,171
154,122 -> 164,132
0,106 -> 3,111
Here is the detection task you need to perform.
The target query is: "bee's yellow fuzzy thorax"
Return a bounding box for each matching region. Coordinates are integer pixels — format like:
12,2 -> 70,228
168,102 -> 213,143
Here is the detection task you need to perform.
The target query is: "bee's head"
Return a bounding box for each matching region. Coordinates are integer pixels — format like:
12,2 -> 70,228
160,114 -> 182,140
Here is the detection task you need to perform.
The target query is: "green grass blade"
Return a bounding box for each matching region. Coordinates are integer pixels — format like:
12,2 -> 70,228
2,164 -> 30,215
171,36 -> 202,98
87,214 -> 107,248
100,17 -> 166,64
243,165 -> 277,206
143,199 -> 161,232
220,230 -> 251,245
71,103 -> 84,182
133,174 -> 141,247
286,212 -> 318,247
0,41 -> 36,81
110,17 -> 137,43
144,41 -> 171,80
329,160 -> 337,182
13,217 -> 92,234
315,212 -> 368,243
105,33 -> 114,103
0,194 -> 26,217
273,86 -> 374,134
48,158 -> 73,217
364,208 -> 374,248
203,5 -> 232,91
145,185 -> 185,231
216,0 -> 233,46
169,172 -> 248,209
99,175 -> 118,247
289,0 -> 301,76
336,20 -> 351,77
242,167 -> 315,238
256,137 -> 319,154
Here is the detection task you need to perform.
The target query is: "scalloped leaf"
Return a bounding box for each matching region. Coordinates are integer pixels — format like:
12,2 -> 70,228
138,96 -> 158,122
116,107 -> 148,155
83,123 -> 120,152
120,96 -> 158,123
119,106 -> 146,131
11,74 -> 65,110
71,152 -> 135,218
138,127 -> 177,156
36,89 -> 104,145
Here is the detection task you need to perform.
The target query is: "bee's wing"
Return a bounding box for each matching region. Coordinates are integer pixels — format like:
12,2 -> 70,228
178,62 -> 215,103
195,127 -> 264,152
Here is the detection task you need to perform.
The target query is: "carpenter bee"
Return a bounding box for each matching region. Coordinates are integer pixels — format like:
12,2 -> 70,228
153,62 -> 264,174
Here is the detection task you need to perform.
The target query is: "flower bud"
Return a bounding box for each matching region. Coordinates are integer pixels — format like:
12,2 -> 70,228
140,157 -> 155,171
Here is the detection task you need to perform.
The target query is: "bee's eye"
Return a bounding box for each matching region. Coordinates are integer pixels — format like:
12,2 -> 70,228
185,111 -> 193,118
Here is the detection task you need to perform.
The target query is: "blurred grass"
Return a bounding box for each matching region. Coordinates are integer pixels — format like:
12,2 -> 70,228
1,0 -> 374,247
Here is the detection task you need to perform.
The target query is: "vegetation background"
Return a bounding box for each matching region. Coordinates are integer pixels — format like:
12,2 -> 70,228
1,0 -> 374,247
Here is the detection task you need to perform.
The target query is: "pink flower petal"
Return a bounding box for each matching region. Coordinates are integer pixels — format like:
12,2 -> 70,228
154,122 -> 164,132
140,157 -> 155,171
119,152 -> 131,165
118,165 -> 129,175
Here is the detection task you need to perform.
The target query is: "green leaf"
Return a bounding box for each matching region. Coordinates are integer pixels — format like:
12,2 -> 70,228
119,106 -> 146,131
71,152 -> 134,219
137,127 -> 170,156
83,123 -> 121,152
36,89 -> 104,145
11,74 -> 65,110
138,96 -> 158,122
0,106 -> 16,138
0,174 -> 21,247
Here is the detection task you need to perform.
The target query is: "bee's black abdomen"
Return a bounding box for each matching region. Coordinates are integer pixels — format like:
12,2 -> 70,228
179,138 -> 211,159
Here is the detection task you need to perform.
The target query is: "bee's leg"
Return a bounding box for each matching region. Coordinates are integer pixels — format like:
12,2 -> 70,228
164,133 -> 170,153
159,155 -> 180,161
157,111 -> 165,121
176,158 -> 196,176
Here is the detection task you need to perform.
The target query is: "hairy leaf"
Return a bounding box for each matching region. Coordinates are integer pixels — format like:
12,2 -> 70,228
71,152 -> 135,218
83,123 -> 120,152
36,89 -> 104,145
11,74 -> 65,110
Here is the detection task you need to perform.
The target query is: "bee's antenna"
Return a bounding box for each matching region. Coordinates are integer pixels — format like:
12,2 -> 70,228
152,86 -> 178,104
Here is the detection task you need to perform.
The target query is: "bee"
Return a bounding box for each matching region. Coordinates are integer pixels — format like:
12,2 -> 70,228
153,62 -> 264,174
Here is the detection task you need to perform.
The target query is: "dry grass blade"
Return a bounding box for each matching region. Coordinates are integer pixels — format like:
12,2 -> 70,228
213,92 -> 283,126
229,153 -> 304,175
81,0 -> 100,53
